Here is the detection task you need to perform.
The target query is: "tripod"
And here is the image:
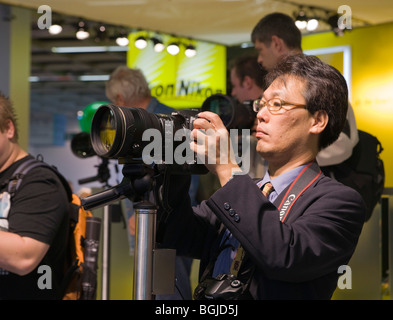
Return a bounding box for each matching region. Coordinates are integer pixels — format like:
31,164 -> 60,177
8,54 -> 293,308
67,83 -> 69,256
78,157 -> 113,300
81,163 -> 172,300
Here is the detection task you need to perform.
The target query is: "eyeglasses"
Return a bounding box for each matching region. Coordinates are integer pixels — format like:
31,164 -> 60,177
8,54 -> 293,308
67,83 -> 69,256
253,97 -> 307,114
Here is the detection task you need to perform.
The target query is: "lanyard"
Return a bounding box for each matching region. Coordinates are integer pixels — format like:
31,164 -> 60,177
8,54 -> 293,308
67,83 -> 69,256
274,161 -> 321,222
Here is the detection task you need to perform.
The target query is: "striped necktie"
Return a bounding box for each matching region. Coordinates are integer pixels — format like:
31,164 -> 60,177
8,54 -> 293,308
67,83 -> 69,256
262,182 -> 274,198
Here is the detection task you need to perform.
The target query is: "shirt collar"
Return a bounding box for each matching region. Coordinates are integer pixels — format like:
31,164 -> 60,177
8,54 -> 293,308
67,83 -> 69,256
257,163 -> 309,197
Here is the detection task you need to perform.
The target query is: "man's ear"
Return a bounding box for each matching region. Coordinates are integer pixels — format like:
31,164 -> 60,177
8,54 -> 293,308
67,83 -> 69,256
271,35 -> 285,53
242,75 -> 253,89
309,110 -> 329,135
115,93 -> 125,106
5,119 -> 15,139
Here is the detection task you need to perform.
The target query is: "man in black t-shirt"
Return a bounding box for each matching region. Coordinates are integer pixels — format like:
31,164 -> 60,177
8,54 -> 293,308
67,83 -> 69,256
0,92 -> 69,299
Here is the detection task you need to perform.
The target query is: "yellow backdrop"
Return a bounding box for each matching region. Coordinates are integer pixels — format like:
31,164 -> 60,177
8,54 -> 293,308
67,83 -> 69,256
303,22 -> 393,187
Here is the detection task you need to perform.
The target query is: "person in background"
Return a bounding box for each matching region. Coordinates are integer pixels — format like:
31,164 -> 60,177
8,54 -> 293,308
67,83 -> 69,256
230,54 -> 268,178
105,66 -> 174,114
251,12 -> 359,167
230,54 -> 266,108
0,92 -> 69,299
105,66 -> 194,300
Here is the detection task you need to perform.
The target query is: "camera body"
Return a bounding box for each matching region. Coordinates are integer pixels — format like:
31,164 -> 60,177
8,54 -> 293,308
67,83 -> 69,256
193,273 -> 247,300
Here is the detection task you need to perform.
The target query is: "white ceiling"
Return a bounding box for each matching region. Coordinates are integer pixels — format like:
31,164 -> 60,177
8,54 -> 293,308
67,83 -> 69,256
2,0 -> 393,45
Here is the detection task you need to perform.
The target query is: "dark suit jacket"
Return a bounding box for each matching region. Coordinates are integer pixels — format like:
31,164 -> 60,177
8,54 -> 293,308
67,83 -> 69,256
156,167 -> 365,300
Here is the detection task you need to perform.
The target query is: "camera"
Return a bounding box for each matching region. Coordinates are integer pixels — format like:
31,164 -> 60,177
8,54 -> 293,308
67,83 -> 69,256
88,94 -> 255,174
90,104 -> 205,174
80,94 -> 255,210
201,93 -> 256,130
193,273 -> 248,300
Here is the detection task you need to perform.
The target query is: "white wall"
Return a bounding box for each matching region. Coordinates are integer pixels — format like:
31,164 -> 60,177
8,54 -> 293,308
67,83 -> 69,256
28,118 -> 120,195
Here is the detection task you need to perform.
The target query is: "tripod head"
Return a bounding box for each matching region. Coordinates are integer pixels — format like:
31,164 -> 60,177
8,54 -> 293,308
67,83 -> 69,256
78,157 -> 112,187
80,163 -> 156,211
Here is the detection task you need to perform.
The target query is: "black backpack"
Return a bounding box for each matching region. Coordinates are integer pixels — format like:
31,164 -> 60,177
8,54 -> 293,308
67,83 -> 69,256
321,130 -> 385,221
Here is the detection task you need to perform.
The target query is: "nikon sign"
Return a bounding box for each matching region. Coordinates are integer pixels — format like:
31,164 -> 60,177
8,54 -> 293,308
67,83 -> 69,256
127,33 -> 226,109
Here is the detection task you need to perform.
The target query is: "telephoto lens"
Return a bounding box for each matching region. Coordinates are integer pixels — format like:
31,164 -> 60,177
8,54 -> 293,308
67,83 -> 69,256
90,104 -> 206,174
90,104 -> 163,159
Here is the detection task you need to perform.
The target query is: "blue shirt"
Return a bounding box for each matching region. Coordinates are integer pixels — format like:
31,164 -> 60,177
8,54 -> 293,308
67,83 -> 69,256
212,164 -> 308,277
146,96 -> 174,114
256,164 -> 307,204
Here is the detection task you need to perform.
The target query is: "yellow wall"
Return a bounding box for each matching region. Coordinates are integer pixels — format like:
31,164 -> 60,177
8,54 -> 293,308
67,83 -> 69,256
302,23 -> 393,188
10,6 -> 31,150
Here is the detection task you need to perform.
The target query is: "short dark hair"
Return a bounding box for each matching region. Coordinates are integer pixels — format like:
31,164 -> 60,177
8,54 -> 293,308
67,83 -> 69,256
230,54 -> 267,89
251,12 -> 302,50
0,92 -> 19,142
265,54 -> 348,150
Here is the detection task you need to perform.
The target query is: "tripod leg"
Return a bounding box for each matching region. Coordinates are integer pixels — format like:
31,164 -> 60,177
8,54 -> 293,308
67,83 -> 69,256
133,200 -> 157,300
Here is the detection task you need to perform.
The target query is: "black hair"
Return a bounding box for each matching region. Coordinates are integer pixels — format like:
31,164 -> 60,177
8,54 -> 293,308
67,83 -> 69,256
265,54 -> 348,150
251,12 -> 302,50
230,54 -> 267,89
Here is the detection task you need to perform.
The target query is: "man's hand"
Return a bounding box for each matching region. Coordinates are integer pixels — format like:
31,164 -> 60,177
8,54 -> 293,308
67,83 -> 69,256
190,111 -> 241,186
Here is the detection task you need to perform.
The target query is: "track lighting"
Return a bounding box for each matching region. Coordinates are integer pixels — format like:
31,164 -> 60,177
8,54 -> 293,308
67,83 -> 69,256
132,33 -> 197,57
48,23 -> 62,35
151,37 -> 165,52
135,36 -> 148,49
116,36 -> 129,46
115,29 -> 129,46
293,6 -> 321,33
185,44 -> 197,58
306,18 -> 319,31
167,42 -> 180,55
295,10 -> 307,30
76,20 -> 89,40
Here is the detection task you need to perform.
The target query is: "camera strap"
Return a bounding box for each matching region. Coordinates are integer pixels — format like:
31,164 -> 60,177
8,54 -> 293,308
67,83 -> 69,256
273,161 -> 321,222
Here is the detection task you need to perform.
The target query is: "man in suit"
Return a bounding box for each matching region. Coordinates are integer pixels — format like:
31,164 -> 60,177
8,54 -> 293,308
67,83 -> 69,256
156,54 -> 365,299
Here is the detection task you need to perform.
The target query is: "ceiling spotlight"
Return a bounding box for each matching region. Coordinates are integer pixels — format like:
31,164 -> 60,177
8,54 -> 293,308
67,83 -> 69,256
306,18 -> 319,31
76,20 -> 89,40
151,37 -> 165,52
295,11 -> 307,30
115,28 -> 129,46
48,23 -> 62,35
116,36 -> 129,46
135,36 -> 148,49
167,42 -> 180,55
185,44 -> 197,58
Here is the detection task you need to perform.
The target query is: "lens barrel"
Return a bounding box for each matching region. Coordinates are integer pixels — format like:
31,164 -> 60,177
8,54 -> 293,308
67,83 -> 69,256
201,93 -> 255,130
90,104 -> 162,159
